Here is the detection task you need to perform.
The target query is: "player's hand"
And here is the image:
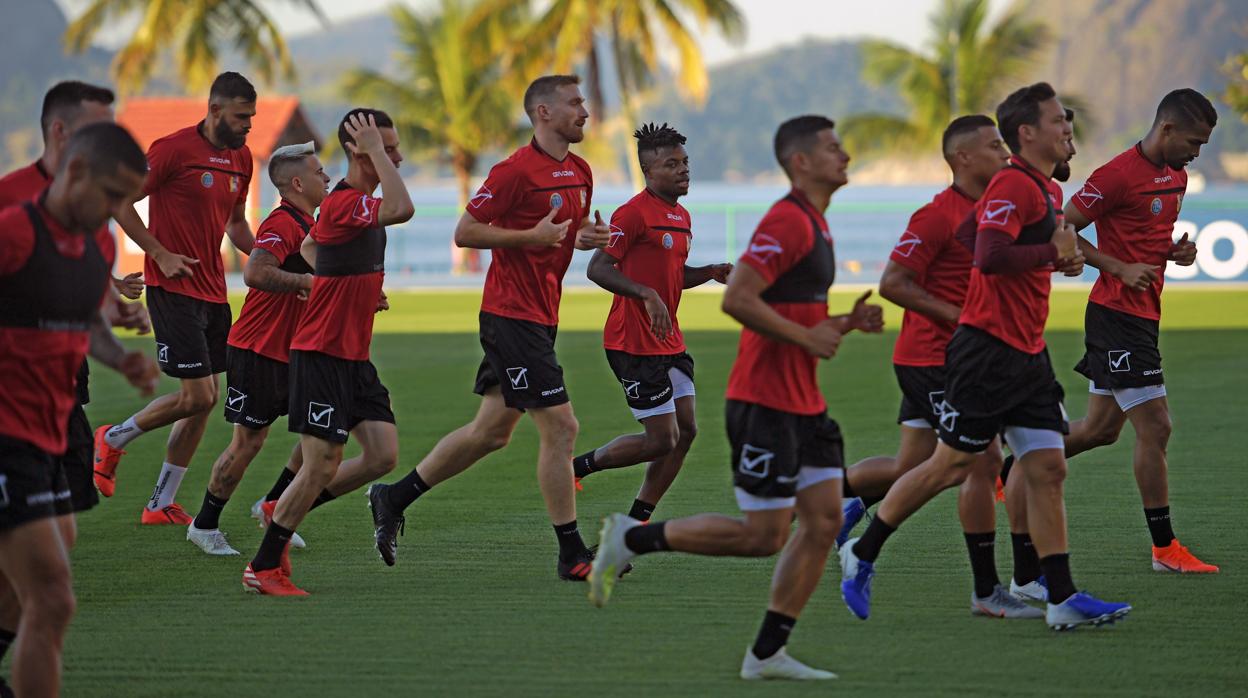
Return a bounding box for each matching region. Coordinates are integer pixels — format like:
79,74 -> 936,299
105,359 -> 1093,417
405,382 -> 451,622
119,351 -> 160,396
708,263 -> 733,284
1055,248 -> 1086,277
295,273 -> 314,301
376,290 -> 389,312
343,112 -> 384,156
154,249 -> 198,279
1168,232 -> 1197,266
1114,262 -> 1160,290
112,272 -> 144,299
642,288 -> 672,341
104,298 -> 152,334
575,210 -> 612,250
846,290 -> 885,333
803,318 -> 844,359
1052,221 -> 1078,259
530,206 -> 570,247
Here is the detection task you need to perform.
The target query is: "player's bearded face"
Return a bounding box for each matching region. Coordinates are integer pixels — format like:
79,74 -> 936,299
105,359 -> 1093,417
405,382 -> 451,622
550,85 -> 589,144
213,99 -> 255,150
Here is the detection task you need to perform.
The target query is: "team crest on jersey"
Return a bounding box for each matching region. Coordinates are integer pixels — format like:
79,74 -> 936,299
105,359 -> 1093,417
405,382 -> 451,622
550,193 -> 563,209
200,171 -> 214,188
662,232 -> 674,249
229,176 -> 240,193
1150,197 -> 1162,216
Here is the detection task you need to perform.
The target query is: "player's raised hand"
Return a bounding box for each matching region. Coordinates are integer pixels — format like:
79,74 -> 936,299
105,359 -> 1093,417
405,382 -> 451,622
642,288 -> 672,341
113,272 -> 144,299
155,249 -> 198,279
344,112 -> 383,156
847,290 -> 885,333
376,289 -> 390,312
1116,262 -> 1159,289
708,263 -> 734,284
531,205 -> 570,247
119,351 -> 160,396
576,210 -> 612,250
1168,232 -> 1197,266
804,318 -> 844,359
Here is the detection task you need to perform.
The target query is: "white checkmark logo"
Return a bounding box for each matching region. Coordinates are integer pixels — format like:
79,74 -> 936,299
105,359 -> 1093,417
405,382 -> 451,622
308,401 -> 334,427
622,379 -> 641,399
157,343 -> 169,363
506,367 -> 528,390
893,231 -> 922,257
1108,350 -> 1131,373
226,388 -> 246,412
739,444 -> 774,478
980,199 -> 1015,226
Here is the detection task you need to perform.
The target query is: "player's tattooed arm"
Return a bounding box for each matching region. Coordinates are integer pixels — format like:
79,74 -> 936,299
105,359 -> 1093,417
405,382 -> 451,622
242,248 -> 313,295
682,263 -> 733,288
587,250 -> 671,340
723,263 -> 844,359
878,260 -> 960,325
225,202 -> 254,255
114,203 -> 199,279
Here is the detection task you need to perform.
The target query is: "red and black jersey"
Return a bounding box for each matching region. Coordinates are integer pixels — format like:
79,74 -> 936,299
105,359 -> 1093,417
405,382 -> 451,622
961,156 -> 1063,354
227,200 -> 314,363
289,181 -> 385,361
726,189 -> 835,415
0,198 -> 114,454
1072,144 -> 1186,321
468,139 -> 593,326
890,186 -> 976,366
602,188 -> 692,355
142,123 -> 252,303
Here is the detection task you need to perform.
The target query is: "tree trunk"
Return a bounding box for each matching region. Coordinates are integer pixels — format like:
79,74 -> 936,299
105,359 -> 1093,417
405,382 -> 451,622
451,148 -> 481,275
586,41 -> 607,123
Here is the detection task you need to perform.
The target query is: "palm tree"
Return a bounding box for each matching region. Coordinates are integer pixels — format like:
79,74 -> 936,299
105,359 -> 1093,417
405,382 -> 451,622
344,0 -> 529,274
64,0 -> 325,95
840,0 -> 1050,155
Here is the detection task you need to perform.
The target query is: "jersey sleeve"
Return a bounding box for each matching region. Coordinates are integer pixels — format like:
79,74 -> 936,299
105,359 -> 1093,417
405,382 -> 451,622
142,138 -> 176,197
313,191 -> 382,245
1070,163 -> 1124,222
0,206 -> 36,276
738,206 -> 815,285
465,159 -> 523,224
603,204 -> 643,261
889,204 -> 948,273
976,172 -> 1044,241
253,215 -> 301,262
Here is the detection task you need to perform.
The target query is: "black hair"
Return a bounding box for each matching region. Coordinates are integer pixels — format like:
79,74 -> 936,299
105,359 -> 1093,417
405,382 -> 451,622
773,115 -> 836,173
996,82 -> 1058,152
523,75 -> 580,117
1155,88 -> 1217,130
941,114 -> 996,157
634,122 -> 687,167
209,72 -> 257,103
40,81 -> 115,137
61,122 -> 147,178
337,108 -> 395,155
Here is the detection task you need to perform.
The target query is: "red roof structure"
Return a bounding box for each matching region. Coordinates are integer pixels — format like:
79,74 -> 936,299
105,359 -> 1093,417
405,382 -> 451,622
117,96 -> 320,157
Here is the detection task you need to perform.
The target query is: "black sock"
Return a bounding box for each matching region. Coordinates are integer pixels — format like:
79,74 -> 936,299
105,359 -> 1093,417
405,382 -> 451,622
573,449 -> 598,478
751,610 -> 797,660
388,470 -> 431,510
842,478 -> 858,499
308,489 -> 337,511
1000,454 -> 1015,486
860,493 -> 883,508
627,499 -> 656,522
251,522 -> 295,572
265,467 -> 297,502
192,490 -> 228,530
964,532 -> 1000,598
554,520 -> 589,561
1040,553 -> 1076,604
851,514 -> 897,563
1144,506 -> 1175,548
624,520 -> 670,554
1010,532 -> 1042,585
0,627 -> 14,662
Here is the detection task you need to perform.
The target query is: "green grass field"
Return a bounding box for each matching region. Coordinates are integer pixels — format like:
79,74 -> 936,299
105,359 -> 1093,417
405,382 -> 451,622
64,288 -> 1247,696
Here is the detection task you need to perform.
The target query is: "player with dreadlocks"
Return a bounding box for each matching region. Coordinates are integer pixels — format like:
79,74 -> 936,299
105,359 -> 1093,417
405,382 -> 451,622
576,122 -> 732,522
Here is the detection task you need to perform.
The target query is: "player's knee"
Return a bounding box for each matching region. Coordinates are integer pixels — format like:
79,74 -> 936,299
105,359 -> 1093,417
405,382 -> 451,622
474,424 -> 513,453
802,510 -> 842,549
366,444 -> 399,476
1137,412 -> 1172,446
545,412 -> 579,449
676,419 -> 698,447
1025,454 -> 1067,486
234,429 -> 266,457
180,386 -> 216,414
744,524 -> 789,556
641,427 -> 679,460
27,578 -> 75,630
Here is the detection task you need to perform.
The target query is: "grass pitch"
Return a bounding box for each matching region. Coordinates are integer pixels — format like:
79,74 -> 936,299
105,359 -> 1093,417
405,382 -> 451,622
63,288 -> 1247,696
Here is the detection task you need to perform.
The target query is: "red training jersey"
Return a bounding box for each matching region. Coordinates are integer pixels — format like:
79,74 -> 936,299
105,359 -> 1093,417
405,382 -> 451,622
289,183 -> 385,361
468,140 -> 593,326
726,189 -> 833,415
602,188 -> 692,355
890,185 -> 976,366
961,156 -> 1063,354
142,123 -> 252,303
227,201 -> 314,362
0,160 -> 114,253
1072,144 -> 1186,321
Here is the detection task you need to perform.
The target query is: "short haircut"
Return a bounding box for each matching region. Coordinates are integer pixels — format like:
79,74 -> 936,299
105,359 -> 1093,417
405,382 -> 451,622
60,122 -> 147,178
40,80 -> 115,137
1155,88 -> 1217,131
337,108 -> 395,155
634,122 -> 687,166
209,72 -> 257,103
773,115 -> 836,173
523,75 -> 580,118
941,114 -> 996,158
996,82 -> 1058,152
268,141 -> 316,189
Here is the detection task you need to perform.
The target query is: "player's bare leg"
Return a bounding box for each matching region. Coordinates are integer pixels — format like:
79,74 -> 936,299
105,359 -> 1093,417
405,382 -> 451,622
324,420 -> 398,495
635,396 -> 698,511
274,435 -> 343,532
0,519 -> 75,698
188,425 -> 271,555
412,388 -> 521,487
844,426 -> 937,501
529,402 -> 595,578
579,414 -> 679,475
1063,394 -> 1126,457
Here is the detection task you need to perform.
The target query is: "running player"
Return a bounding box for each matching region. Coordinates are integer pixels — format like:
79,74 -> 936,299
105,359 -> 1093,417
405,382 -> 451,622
839,83 -> 1132,631
365,75 -> 611,580
0,122 -> 153,698
186,142 -> 330,555
589,116 -> 884,680
1062,88 -> 1218,573
93,72 -> 257,525
242,109 -> 413,595
574,122 -> 731,521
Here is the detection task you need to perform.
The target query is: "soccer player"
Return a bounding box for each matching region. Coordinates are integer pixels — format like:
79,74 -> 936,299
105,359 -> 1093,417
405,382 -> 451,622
838,83 -> 1133,631
574,122 -> 732,521
94,72 -> 258,525
0,122 -> 154,698
589,116 -> 884,680
365,75 -> 611,580
1061,88 -> 1218,573
185,142 -> 330,555
242,109 -> 413,595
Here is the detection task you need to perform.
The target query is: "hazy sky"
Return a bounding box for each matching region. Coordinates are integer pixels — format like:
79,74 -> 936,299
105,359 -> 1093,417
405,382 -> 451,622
55,0 -> 976,64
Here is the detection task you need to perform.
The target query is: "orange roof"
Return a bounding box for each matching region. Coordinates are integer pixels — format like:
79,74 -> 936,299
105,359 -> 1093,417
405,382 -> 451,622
117,96 -> 307,159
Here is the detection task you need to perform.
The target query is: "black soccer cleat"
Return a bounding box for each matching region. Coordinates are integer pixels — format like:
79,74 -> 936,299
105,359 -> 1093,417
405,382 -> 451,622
558,548 -> 595,581
367,483 -> 405,567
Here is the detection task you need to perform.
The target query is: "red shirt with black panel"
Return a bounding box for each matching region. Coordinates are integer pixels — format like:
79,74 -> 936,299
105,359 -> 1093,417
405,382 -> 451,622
227,200 -> 314,363
467,140 -> 593,326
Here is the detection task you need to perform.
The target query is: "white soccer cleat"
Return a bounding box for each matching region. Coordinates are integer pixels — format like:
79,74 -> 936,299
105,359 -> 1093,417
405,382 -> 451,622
740,647 -> 837,681
971,585 -> 1044,619
587,513 -> 640,608
251,497 -> 307,549
1010,576 -> 1048,602
186,525 -> 240,556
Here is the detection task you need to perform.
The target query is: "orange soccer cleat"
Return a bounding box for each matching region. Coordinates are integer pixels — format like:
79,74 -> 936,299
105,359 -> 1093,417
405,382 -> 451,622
1152,540 -> 1219,574
242,564 -> 308,596
258,500 -> 294,576
140,503 -> 193,526
92,425 -> 126,497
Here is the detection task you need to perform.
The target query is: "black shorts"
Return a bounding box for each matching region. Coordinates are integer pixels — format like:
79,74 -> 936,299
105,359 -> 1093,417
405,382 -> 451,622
895,364 -> 947,428
225,347 -> 290,430
56,403 -> 99,513
287,350 -> 395,444
605,350 -> 695,412
147,286 -> 231,378
0,435 -> 70,530
938,326 -> 1068,454
473,312 -> 569,410
726,400 -> 844,505
1074,302 -> 1164,390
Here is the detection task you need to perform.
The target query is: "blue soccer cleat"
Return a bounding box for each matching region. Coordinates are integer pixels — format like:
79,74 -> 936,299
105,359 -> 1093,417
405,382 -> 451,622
836,497 -> 866,549
839,538 -> 874,620
1046,592 -> 1131,631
